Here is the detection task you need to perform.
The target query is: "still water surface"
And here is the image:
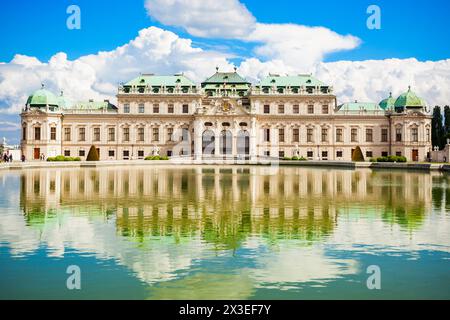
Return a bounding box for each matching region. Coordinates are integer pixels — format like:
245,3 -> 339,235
0,166 -> 449,299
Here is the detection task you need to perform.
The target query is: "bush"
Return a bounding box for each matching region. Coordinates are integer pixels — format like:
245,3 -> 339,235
298,156 -> 307,161
291,156 -> 299,160
369,158 -> 377,162
145,155 -> 169,160
160,156 -> 169,160
46,156 -> 81,162
352,146 -> 365,162
374,155 -> 408,163
86,146 -> 99,161
283,156 -> 292,161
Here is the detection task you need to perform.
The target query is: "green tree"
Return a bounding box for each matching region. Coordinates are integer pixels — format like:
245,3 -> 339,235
352,146 -> 365,162
444,105 -> 450,136
432,106 -> 446,149
86,145 -> 99,161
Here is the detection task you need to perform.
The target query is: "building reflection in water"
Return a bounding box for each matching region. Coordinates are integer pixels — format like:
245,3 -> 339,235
3,166 -> 449,295
19,166 -> 434,247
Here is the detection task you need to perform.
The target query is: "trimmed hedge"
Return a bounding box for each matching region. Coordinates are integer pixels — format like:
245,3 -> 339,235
352,146 -> 365,162
375,155 -> 407,163
47,156 -> 81,162
283,156 -> 307,161
145,156 -> 170,161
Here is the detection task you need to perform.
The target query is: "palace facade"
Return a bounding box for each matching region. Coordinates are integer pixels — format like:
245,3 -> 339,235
20,69 -> 432,161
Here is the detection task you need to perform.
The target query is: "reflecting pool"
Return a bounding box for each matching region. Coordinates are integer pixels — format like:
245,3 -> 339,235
0,166 -> 449,299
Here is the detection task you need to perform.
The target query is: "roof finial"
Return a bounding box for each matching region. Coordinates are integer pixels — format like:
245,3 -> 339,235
408,85 -> 411,91
216,66 -> 219,72
60,90 -> 64,96
234,66 -> 237,73
389,91 -> 392,97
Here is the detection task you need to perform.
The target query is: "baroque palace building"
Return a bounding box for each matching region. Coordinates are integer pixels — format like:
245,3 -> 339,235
20,69 -> 432,161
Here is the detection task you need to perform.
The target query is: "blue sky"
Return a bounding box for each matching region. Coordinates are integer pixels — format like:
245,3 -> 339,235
0,0 -> 450,144
1,0 -> 449,63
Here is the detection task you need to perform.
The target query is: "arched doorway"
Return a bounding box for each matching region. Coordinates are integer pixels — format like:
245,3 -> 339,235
220,130 -> 232,155
202,130 -> 215,155
237,130 -> 250,157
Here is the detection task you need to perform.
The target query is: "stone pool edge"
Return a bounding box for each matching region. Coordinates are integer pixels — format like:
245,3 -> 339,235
0,160 -> 447,172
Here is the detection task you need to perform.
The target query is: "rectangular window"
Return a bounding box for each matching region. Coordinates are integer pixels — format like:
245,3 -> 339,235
279,151 -> 285,158
322,151 -> 328,159
123,128 -> 130,142
138,150 -> 144,158
278,105 -> 285,114
336,128 -> 343,142
181,128 -> 189,141
381,128 -> 388,142
168,104 -> 174,114
322,105 -> 329,114
411,128 -> 418,142
351,128 -> 358,142
293,105 -> 299,114
279,128 -> 285,143
167,150 -> 173,157
153,104 -> 159,113
22,126 -> 27,141
307,128 -> 313,142
366,128 -> 373,142
264,105 -> 270,114
93,128 -> 100,142
366,151 -> 373,158
138,104 -> 145,114
108,128 -> 115,142
396,128 -> 402,142
64,150 -> 70,157
307,151 -> 314,158
34,127 -> 41,141
167,128 -> 174,141
321,128 -> 328,142
293,128 -> 299,142
336,151 -> 343,158
382,151 -> 388,157
138,128 -> 144,142
79,150 -> 85,157
123,150 -> 130,159
153,128 -> 159,142
396,151 -> 402,157
50,127 -> 56,141
182,104 -> 189,114
307,105 -> 314,114
64,128 -> 71,141
426,128 -> 430,142
124,104 -> 130,113
264,128 -> 270,142
78,128 -> 86,142
264,151 -> 270,157
108,150 -> 115,157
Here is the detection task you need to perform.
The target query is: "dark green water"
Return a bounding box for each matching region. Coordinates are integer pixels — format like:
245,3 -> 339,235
0,166 -> 449,299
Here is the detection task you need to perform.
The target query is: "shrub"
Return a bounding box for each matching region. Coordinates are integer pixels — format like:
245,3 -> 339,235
86,146 -> 99,161
160,156 -> 170,160
352,146 -> 365,162
145,155 -> 170,161
291,156 -> 299,160
283,156 -> 292,161
299,157 -> 307,161
374,155 -> 408,163
369,158 -> 377,162
46,156 -> 81,162
47,157 -> 55,162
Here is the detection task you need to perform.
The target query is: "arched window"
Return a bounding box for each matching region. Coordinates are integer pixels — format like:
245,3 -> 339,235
237,130 -> 250,155
220,130 -> 232,155
202,130 -> 215,155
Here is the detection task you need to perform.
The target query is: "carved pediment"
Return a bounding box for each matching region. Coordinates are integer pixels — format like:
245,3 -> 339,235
201,98 -> 250,116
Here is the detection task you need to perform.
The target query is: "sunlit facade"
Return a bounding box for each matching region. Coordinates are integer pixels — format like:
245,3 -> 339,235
20,70 -> 432,162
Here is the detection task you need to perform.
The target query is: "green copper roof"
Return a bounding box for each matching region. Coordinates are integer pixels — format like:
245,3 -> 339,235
202,71 -> 249,85
258,74 -> 326,87
66,100 -> 117,111
379,92 -> 395,110
26,88 -> 59,107
394,87 -> 426,108
337,102 -> 384,113
125,74 -> 196,87
57,93 -> 74,109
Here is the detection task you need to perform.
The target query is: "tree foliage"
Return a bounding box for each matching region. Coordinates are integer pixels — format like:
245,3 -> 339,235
432,106 -> 446,150
352,146 -> 365,162
86,145 -> 99,161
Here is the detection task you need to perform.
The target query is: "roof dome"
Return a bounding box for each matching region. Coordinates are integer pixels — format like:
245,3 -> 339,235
57,91 -> 74,109
394,87 -> 426,108
26,86 -> 60,107
379,92 -> 395,110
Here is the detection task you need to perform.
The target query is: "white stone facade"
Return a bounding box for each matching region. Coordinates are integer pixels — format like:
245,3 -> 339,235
20,73 -> 432,162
